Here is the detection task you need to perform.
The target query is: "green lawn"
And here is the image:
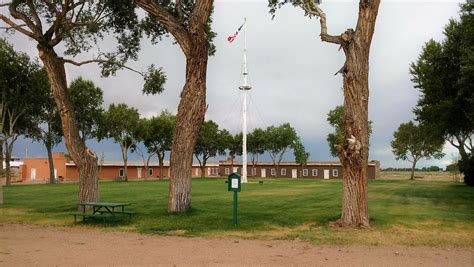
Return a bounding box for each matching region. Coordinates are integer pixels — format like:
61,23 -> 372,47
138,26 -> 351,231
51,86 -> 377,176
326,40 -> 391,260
1,178 -> 473,247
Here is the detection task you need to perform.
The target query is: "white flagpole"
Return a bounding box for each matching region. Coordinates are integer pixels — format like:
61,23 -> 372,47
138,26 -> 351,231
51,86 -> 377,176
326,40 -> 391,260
239,17 -> 250,184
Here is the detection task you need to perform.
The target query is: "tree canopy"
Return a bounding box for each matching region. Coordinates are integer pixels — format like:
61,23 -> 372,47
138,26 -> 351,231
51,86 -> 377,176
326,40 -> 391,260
391,121 -> 445,180
100,103 -> 140,181
136,111 -> 176,179
410,1 -> 473,185
0,38 -> 46,185
68,77 -> 104,142
194,120 -> 227,177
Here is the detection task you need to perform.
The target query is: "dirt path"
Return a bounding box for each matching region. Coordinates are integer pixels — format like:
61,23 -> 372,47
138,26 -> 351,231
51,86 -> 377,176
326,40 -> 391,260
0,224 -> 472,266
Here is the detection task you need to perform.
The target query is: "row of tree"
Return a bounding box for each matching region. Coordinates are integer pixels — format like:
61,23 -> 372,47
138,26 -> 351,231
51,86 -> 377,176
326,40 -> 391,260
0,0 -> 381,227
390,2 -> 473,185
0,46 -> 308,185
194,121 -> 309,177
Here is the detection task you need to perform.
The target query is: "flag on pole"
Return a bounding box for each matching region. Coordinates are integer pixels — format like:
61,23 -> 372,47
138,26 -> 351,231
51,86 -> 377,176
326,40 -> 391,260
227,22 -> 244,43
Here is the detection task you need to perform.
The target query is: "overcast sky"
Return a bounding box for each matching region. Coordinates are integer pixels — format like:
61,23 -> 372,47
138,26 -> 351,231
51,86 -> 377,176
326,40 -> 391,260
2,0 -> 465,168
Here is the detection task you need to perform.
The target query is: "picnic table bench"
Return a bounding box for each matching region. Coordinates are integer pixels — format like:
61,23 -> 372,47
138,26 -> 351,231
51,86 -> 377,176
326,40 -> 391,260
71,202 -> 136,224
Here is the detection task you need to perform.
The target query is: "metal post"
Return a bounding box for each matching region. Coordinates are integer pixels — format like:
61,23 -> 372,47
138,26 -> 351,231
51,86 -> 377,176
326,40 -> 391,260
233,191 -> 238,225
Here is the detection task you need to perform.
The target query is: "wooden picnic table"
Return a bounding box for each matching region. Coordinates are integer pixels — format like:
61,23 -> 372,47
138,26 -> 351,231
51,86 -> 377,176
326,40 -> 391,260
71,202 -> 135,224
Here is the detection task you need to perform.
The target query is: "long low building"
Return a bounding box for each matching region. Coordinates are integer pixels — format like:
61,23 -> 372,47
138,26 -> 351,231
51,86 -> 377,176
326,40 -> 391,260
18,152 -> 380,182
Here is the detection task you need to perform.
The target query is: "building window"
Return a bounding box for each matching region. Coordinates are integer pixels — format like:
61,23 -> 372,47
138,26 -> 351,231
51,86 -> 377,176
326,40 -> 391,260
252,168 -> 256,176
281,168 -> 286,176
312,169 -> 318,177
271,168 -> 276,176
211,168 -> 218,175
225,168 -> 230,175
333,169 -> 339,177
148,168 -> 153,177
303,169 -> 308,176
119,169 -> 124,177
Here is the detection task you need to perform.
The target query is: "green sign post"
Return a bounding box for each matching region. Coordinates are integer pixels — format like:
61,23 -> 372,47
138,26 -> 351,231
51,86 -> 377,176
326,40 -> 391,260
227,173 -> 241,225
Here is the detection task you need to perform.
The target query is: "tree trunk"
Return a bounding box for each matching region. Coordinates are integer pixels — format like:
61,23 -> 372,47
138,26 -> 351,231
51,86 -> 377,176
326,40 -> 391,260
200,158 -> 207,178
168,44 -> 208,213
158,153 -> 164,180
0,182 -> 3,205
38,45 -> 99,203
0,143 -> 4,174
336,1 -> 380,228
121,145 -> 128,182
4,141 -> 11,186
410,160 -> 417,180
45,138 -> 56,184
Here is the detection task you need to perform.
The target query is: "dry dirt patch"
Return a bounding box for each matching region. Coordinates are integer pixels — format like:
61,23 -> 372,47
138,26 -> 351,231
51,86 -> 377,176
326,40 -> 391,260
0,224 -> 472,266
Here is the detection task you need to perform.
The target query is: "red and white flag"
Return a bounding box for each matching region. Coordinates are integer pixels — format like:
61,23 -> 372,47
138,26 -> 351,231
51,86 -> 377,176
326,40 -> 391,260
227,23 -> 244,43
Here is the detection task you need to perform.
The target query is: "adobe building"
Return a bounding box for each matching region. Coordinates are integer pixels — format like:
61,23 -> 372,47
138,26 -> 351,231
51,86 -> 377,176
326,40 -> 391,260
218,160 -> 381,179
19,152 -> 380,182
20,152 -> 220,182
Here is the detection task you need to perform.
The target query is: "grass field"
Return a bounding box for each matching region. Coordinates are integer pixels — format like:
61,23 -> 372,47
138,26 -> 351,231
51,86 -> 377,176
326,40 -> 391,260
1,178 -> 473,247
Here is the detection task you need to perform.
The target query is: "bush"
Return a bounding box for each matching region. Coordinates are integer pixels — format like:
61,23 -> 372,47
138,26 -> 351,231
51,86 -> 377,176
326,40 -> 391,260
459,156 -> 474,186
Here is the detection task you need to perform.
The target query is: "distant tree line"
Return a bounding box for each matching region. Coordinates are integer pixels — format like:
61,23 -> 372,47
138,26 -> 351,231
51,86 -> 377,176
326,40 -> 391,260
0,41 -> 309,186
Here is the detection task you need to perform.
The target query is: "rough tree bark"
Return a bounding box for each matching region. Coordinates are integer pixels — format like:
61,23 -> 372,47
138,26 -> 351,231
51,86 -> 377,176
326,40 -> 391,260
120,144 -> 129,182
45,137 -> 56,184
135,0 -> 213,213
4,141 -> 11,186
38,46 -> 99,203
410,159 -> 418,180
303,0 -> 381,228
157,152 -> 165,180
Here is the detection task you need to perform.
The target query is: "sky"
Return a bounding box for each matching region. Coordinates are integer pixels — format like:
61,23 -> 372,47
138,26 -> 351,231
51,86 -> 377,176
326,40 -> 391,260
1,0 -> 465,169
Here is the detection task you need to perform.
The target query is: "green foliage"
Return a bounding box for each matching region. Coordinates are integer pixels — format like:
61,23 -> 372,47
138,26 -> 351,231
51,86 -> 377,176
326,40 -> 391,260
220,130 -> 242,162
68,77 -> 104,141
194,120 -> 228,166
459,156 -> 474,186
410,1 -> 473,185
265,123 -> 299,165
293,138 -> 310,166
3,1 -> 141,76
0,38 -> 44,140
248,128 -> 267,164
142,65 -> 167,95
445,162 -> 460,172
391,121 -> 445,164
100,103 -> 140,153
137,111 -> 176,157
326,105 -> 373,158
1,179 -> 474,246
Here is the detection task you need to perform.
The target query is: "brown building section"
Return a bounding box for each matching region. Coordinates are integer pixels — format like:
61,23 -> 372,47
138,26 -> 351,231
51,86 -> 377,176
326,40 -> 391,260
20,152 -> 220,182
19,152 -> 380,182
218,160 -> 380,179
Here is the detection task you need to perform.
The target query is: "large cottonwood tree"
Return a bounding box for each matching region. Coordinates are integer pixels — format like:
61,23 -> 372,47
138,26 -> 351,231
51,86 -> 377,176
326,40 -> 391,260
269,0 -> 381,227
133,0 -> 215,212
0,0 -> 140,203
410,1 -> 473,186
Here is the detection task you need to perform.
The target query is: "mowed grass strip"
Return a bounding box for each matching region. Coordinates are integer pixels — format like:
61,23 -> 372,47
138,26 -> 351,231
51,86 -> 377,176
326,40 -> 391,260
1,179 -> 472,247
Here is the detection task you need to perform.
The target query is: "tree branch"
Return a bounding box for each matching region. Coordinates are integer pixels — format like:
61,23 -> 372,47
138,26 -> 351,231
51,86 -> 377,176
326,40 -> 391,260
135,0 -> 192,57
26,0 -> 43,33
62,58 -> 144,76
0,14 -> 37,39
302,0 -> 345,45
